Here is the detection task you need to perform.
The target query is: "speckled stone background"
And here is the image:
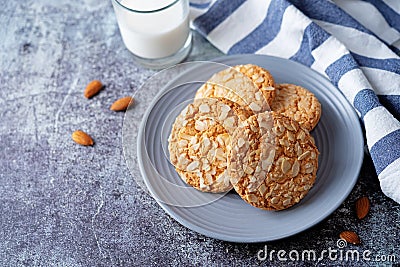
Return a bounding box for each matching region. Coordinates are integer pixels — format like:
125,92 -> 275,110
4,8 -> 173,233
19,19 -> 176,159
0,0 -> 399,266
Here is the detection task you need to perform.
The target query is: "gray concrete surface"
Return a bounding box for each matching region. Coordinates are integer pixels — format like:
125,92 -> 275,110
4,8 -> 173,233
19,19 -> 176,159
0,0 -> 399,266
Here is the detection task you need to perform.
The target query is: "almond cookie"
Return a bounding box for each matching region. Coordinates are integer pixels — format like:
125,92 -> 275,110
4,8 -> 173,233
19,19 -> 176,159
168,98 -> 252,193
194,67 -> 270,113
233,64 -> 275,106
271,83 -> 321,131
228,112 -> 319,210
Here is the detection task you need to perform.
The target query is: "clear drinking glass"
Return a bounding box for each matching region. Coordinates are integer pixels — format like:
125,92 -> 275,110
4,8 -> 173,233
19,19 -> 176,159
112,0 -> 192,69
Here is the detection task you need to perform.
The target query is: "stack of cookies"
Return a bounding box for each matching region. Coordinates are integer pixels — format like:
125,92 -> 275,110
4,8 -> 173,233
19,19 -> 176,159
168,64 -> 321,211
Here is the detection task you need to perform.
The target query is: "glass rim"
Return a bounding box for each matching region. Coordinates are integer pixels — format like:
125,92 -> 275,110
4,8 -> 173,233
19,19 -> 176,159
112,0 -> 181,13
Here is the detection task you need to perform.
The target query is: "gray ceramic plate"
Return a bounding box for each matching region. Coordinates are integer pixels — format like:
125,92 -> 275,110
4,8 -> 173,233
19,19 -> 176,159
135,55 -> 363,243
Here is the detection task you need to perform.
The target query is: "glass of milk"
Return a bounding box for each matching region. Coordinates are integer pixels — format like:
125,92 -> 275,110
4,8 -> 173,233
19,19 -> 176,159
112,0 -> 192,69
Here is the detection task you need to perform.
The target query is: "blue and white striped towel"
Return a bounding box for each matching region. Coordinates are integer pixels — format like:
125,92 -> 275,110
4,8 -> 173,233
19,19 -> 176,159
190,0 -> 400,204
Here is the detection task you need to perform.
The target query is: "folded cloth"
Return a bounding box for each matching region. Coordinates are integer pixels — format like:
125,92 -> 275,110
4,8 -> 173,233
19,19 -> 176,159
190,0 -> 400,204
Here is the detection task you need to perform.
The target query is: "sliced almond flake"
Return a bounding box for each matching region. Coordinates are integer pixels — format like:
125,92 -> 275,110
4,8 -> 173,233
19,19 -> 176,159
206,173 -> 213,184
223,117 -> 235,128
244,165 -> 254,175
238,138 -> 245,148
202,137 -> 211,148
216,172 -> 225,182
258,183 -> 267,196
261,159 -> 271,171
281,158 -> 292,173
255,166 -> 261,173
283,198 -> 291,206
287,131 -> 295,142
178,155 -> 189,166
297,131 -> 306,142
283,121 -> 294,131
199,177 -> 206,188
194,120 -> 206,131
255,91 -> 262,101
187,105 -> 194,116
203,163 -> 211,171
249,102 -> 261,112
305,167 -> 314,174
179,133 -> 192,140
186,161 -> 199,171
291,121 -> 298,132
219,103 -> 231,113
189,136 -> 197,145
224,174 -> 231,186
199,104 -> 210,113
178,140 -> 188,147
255,76 -> 264,83
192,143 -> 200,151
230,176 -> 239,185
271,197 -> 279,204
266,149 -> 276,164
292,160 -> 300,177
218,111 -> 228,121
216,136 -> 224,147
247,194 -> 258,203
215,148 -> 225,161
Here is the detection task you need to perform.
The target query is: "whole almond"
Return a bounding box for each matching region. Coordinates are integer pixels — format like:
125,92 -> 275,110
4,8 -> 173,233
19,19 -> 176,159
72,130 -> 94,146
110,96 -> 134,111
84,80 -> 103,98
340,231 -> 361,245
355,196 -> 370,219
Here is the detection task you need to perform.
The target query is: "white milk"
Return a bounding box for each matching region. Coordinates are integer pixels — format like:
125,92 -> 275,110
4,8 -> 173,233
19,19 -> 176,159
115,0 -> 190,59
